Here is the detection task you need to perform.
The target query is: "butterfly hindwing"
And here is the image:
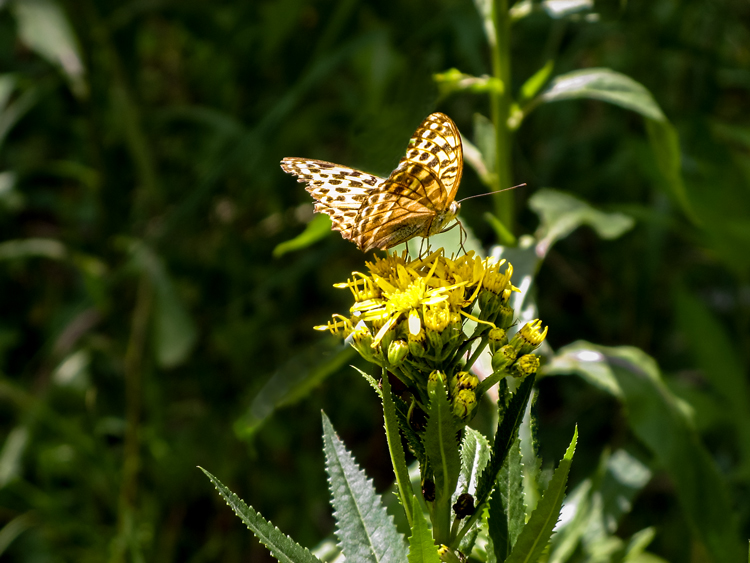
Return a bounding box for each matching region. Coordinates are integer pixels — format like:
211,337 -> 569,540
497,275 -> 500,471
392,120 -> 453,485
280,158 -> 384,239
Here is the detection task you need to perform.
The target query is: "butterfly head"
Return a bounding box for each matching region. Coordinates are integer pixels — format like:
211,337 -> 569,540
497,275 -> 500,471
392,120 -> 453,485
428,200 -> 461,237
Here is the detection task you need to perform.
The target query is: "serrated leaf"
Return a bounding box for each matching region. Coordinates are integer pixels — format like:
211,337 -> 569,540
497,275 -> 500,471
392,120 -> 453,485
488,435 -> 524,561
381,374 -> 415,525
530,188 -> 635,258
394,395 -> 427,466
322,412 -> 408,563
200,467 -> 322,563
544,342 -> 744,563
505,427 -> 578,563
475,375 -> 535,508
457,427 -> 491,499
423,377 -> 460,543
408,496 -> 441,563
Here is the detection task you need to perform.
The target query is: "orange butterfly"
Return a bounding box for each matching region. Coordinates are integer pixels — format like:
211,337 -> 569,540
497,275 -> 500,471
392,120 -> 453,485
281,113 -> 463,252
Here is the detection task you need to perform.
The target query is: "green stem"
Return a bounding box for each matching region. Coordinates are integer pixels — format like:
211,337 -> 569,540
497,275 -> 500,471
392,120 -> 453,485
111,274 -> 154,563
490,0 -> 514,235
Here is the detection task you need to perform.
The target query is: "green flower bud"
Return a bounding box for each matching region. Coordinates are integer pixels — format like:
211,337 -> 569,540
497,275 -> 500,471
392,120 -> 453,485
452,389 -> 477,420
491,344 -> 517,372
496,302 -> 515,329
511,354 -> 540,379
449,371 -> 478,397
350,324 -> 383,365
488,327 -> 508,353
387,339 -> 409,366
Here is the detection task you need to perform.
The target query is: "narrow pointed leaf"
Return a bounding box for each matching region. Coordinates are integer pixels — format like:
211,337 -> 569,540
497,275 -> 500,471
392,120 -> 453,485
381,374 -> 415,525
475,375 -> 535,508
200,467 -> 322,563
322,412 -> 408,563
488,436 -> 524,560
423,378 -> 460,543
408,496 -> 441,563
505,427 -> 578,563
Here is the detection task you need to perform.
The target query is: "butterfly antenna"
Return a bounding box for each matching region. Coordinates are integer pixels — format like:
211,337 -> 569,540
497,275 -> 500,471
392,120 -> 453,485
456,183 -> 527,204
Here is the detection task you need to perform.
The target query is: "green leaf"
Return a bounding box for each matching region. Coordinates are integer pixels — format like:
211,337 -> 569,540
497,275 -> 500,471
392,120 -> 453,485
674,287 -> 750,472
544,342 -> 745,563
520,60 -> 554,101
381,373 -> 415,526
505,426 -> 578,563
540,68 -> 665,121
200,467 -> 323,563
519,391 -> 543,515
10,0 -> 87,98
322,412 -> 408,563
0,77 -> 37,153
0,512 -> 33,557
475,375 -> 535,508
529,188 -> 635,258
488,435 -> 524,561
423,377 -> 460,544
542,0 -> 594,18
644,118 -> 698,224
235,341 -> 355,437
273,213 -> 334,257
457,427 -> 491,499
549,449 -> 652,563
407,496 -> 441,563
130,242 -> 197,368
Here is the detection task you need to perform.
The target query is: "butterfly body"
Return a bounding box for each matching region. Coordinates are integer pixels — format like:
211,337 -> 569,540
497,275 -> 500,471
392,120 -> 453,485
281,112 -> 463,252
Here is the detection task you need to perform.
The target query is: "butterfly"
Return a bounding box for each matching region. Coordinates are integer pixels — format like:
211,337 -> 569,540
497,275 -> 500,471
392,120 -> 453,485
281,112 -> 463,252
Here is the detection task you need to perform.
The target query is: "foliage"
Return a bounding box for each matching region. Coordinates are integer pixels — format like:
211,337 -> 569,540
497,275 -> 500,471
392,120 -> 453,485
0,0 -> 748,561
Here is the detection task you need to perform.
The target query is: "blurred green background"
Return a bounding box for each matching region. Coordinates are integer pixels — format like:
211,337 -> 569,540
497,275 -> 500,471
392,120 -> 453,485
0,0 -> 749,561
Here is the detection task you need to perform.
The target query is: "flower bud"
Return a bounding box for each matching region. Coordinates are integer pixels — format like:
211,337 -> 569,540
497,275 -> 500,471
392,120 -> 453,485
387,339 -> 409,366
452,389 -> 477,420
424,304 -> 451,333
511,354 -> 540,379
510,319 -> 548,355
496,302 -> 515,329
488,327 -> 508,353
350,324 -> 383,365
449,371 -> 478,397
491,344 -> 517,372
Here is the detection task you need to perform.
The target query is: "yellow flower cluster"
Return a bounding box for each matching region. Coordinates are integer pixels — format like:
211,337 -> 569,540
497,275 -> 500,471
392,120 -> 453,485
316,249 -> 547,425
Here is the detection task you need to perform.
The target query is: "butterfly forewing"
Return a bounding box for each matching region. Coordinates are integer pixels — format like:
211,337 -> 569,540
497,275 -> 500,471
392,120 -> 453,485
280,113 -> 463,252
280,158 -> 384,240
352,113 -> 463,251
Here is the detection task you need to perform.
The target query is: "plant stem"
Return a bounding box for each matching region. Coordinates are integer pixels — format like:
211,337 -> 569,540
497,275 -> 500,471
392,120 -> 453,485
111,274 -> 154,563
490,0 -> 514,235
